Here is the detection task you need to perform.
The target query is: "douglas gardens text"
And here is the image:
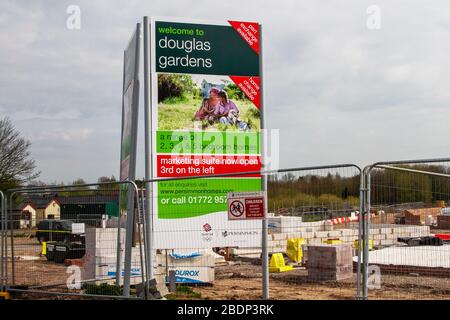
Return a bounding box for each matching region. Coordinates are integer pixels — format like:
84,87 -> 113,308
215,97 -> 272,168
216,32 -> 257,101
157,26 -> 212,69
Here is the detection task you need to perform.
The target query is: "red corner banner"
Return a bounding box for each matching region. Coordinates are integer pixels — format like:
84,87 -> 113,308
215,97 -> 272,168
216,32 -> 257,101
229,76 -> 260,109
228,21 -> 259,55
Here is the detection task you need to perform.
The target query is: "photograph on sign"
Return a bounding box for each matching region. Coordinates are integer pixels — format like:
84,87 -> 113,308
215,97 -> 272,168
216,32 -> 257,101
157,74 -> 260,132
149,17 -> 263,249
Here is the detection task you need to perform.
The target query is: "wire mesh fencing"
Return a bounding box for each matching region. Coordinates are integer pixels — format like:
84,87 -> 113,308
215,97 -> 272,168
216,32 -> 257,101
1,190 -> 6,293
145,164 -> 364,300
266,165 -> 363,300
4,159 -> 448,300
364,159 -> 450,300
1,181 -> 147,299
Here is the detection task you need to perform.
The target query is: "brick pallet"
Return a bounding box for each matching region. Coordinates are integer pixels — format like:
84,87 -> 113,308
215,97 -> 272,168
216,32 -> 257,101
307,244 -> 353,281
437,215 -> 450,229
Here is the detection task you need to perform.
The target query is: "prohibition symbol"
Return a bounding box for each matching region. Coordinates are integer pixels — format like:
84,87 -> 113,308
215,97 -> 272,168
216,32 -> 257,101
229,200 -> 245,218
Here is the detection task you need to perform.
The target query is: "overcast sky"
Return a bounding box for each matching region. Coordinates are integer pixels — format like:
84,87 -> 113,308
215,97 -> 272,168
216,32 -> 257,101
1,0 -> 450,183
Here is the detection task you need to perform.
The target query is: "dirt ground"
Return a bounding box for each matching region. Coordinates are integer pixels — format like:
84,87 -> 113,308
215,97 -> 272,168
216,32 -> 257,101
4,237 -> 450,300
195,264 -> 450,300
4,237 -> 74,289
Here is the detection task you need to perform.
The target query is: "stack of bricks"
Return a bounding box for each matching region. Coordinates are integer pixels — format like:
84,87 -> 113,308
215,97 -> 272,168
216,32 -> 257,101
231,225 -> 431,258
437,215 -> 450,229
266,225 -> 430,252
404,208 -> 442,225
307,244 -> 353,281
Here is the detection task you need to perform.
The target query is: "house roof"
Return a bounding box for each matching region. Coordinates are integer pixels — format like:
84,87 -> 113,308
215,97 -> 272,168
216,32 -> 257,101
21,203 -> 36,211
22,195 -> 56,209
22,193 -> 119,210
57,194 -> 119,205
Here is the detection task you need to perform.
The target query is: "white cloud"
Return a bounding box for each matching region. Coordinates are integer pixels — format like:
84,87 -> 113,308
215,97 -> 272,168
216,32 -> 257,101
33,128 -> 94,142
8,109 -> 81,121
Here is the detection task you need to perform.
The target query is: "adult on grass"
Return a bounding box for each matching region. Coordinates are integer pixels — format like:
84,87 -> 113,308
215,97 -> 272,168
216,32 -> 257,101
193,87 -> 221,122
216,90 -> 250,131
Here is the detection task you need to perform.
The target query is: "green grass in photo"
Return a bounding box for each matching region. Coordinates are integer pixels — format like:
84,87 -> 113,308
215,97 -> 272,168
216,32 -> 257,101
158,96 -> 260,132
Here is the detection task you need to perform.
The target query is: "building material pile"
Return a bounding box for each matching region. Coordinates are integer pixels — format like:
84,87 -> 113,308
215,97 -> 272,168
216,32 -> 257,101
155,250 -> 215,284
437,215 -> 450,229
352,245 -> 450,277
404,208 -> 441,225
83,227 -> 144,285
231,217 -> 431,258
267,221 -> 430,252
307,244 -> 353,281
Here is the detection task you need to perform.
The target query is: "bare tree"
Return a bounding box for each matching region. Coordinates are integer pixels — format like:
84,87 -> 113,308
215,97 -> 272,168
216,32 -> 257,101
26,180 -> 48,187
97,175 -> 119,193
97,175 -> 116,184
0,117 -> 40,189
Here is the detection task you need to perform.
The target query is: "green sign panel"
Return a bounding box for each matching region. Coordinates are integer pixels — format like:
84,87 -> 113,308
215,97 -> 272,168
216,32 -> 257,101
155,21 -> 259,76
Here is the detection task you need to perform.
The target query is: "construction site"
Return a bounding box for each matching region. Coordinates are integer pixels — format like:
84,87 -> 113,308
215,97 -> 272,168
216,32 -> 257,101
2,209 -> 450,300
1,9 -> 450,305
1,160 -> 450,300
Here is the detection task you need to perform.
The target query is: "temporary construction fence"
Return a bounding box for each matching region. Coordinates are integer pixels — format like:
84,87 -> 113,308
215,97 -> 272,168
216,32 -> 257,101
0,164 -> 369,300
142,164 -> 365,300
0,180 -> 149,299
1,159 -> 450,300
1,191 -> 6,293
361,158 -> 450,300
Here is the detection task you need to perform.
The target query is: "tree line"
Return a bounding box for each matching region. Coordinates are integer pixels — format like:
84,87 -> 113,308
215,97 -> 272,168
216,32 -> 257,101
267,165 -> 450,213
370,165 -> 450,205
2,116 -> 449,208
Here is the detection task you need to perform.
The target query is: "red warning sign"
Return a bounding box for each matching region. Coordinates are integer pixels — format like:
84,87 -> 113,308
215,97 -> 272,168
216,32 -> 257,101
244,197 -> 265,218
227,191 -> 266,220
229,200 -> 245,218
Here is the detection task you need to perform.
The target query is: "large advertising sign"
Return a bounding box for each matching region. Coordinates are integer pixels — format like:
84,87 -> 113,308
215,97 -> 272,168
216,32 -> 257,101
150,17 -> 263,248
120,26 -> 140,211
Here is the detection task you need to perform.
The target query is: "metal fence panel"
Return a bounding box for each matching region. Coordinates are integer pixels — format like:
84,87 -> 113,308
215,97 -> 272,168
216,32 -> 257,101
1,191 -> 6,292
3,181 -> 147,299
363,159 -> 450,300
144,164 -> 363,300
